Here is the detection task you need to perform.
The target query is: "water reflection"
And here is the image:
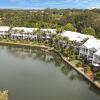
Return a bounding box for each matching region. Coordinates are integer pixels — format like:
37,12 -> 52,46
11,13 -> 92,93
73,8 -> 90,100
61,65 -> 71,75
0,45 -> 100,96
5,45 -> 63,67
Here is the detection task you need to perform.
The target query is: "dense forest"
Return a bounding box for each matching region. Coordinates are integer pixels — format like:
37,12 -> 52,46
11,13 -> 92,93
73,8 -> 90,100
0,8 -> 100,38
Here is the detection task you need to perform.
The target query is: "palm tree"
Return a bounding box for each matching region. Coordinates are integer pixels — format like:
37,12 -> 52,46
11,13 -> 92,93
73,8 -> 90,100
48,33 -> 56,47
20,30 -> 24,40
11,29 -> 18,40
31,29 -> 37,41
56,27 -> 64,34
36,28 -> 43,43
27,32 -> 31,41
42,31 -> 47,41
34,28 -> 39,42
8,26 -> 13,39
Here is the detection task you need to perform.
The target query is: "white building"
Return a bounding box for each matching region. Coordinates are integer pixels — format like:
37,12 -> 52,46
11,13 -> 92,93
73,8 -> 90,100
79,38 -> 100,61
12,27 -> 37,33
40,29 -> 57,39
61,31 -> 94,42
40,29 -> 56,34
0,26 -> 10,35
12,27 -> 56,34
11,27 -> 57,40
11,27 -> 38,40
92,49 -> 100,66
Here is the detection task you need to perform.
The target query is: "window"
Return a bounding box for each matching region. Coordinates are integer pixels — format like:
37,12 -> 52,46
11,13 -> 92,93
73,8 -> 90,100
89,50 -> 96,55
98,56 -> 100,60
82,48 -> 85,52
82,48 -> 87,53
86,49 -> 88,53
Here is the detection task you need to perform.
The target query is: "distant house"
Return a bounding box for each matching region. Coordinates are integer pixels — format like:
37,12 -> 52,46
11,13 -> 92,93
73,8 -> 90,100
0,26 -> 10,36
79,38 -> 100,61
61,31 -> 94,43
11,27 -> 57,40
11,27 -> 37,40
12,27 -> 37,33
92,49 -> 100,66
40,28 -> 57,39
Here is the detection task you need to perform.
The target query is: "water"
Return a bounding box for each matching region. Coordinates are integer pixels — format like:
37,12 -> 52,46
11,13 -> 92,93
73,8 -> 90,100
0,45 -> 100,100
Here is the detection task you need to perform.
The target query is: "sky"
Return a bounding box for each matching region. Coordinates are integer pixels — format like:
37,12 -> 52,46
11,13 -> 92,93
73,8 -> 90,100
0,0 -> 100,9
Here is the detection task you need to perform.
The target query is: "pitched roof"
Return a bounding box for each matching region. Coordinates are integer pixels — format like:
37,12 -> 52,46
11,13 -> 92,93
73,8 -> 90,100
61,31 -> 94,42
94,49 -> 100,56
83,38 -> 100,50
40,29 -> 56,34
12,27 -> 56,34
12,27 -> 37,33
0,26 -> 10,31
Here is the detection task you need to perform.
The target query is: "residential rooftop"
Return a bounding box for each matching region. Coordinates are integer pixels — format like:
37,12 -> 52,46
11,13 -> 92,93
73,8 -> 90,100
12,27 -> 37,33
61,31 -> 94,42
83,38 -> 100,50
0,26 -> 10,32
94,49 -> 100,56
12,27 -> 57,34
40,29 -> 56,34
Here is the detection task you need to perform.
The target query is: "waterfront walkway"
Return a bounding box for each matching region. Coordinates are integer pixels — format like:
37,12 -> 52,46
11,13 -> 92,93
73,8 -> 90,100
58,53 -> 100,89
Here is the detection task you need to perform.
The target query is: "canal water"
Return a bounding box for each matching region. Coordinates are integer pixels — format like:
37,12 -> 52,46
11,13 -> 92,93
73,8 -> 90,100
0,45 -> 100,100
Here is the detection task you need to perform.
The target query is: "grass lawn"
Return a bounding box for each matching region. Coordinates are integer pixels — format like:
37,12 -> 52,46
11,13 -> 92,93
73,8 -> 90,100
70,60 -> 80,66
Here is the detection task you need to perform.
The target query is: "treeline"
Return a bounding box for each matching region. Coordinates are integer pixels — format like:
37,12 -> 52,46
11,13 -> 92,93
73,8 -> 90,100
0,9 -> 100,38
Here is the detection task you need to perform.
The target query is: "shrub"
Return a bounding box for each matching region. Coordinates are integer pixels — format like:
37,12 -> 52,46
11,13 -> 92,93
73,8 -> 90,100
76,61 -> 83,68
84,66 -> 91,73
95,72 -> 100,80
75,55 -> 80,60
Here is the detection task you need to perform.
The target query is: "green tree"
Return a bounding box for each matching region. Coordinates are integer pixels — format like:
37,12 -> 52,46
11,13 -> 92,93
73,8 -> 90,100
56,27 -> 64,34
64,23 -> 76,31
82,27 -> 96,36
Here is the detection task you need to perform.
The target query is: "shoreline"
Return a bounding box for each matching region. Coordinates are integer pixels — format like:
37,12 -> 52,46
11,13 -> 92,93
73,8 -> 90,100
51,49 -> 100,89
0,40 -> 100,90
